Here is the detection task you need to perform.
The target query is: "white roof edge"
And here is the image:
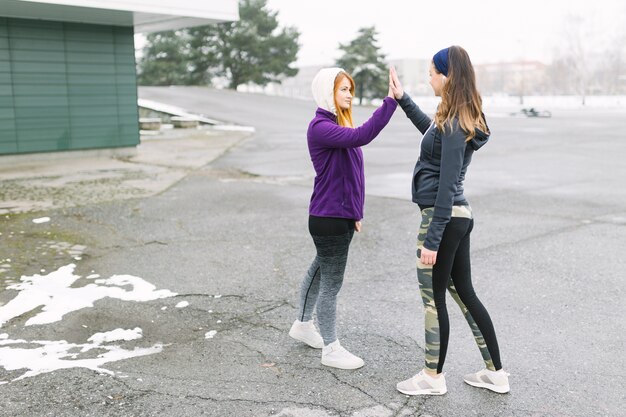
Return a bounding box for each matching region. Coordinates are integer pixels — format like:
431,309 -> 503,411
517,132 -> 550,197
2,1 -> 239,31
16,0 -> 239,20
134,16 -> 231,34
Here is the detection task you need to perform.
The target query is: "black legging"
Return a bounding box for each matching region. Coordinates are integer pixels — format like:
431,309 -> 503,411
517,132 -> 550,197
418,208 -> 502,373
308,215 -> 355,236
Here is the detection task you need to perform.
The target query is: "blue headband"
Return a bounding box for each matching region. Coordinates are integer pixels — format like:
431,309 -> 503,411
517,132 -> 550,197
433,48 -> 449,77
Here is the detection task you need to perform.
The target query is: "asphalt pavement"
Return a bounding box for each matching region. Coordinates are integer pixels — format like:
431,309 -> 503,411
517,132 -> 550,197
0,87 -> 624,417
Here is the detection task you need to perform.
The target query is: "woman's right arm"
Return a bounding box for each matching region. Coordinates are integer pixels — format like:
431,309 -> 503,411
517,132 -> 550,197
389,67 -> 431,134
309,97 -> 398,148
396,93 -> 432,134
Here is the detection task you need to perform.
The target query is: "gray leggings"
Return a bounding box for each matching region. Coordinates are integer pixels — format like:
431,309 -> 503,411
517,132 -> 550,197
297,229 -> 354,345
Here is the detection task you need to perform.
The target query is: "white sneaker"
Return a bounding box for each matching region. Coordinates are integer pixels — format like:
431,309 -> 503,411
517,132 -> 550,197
321,340 -> 364,369
463,368 -> 510,394
396,370 -> 447,395
289,320 -> 324,349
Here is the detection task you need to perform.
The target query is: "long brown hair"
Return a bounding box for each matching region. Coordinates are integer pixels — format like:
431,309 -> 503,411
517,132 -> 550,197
434,46 -> 488,141
333,71 -> 355,128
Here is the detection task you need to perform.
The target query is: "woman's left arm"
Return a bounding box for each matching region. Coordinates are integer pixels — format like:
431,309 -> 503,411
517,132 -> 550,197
423,125 -> 467,254
389,67 -> 432,134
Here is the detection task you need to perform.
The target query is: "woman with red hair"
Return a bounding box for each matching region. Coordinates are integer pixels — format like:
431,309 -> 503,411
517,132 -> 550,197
289,67 -> 397,369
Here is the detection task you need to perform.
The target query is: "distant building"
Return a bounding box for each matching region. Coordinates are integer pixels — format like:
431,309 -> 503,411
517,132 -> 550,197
0,0 -> 238,156
389,58 -> 431,96
475,61 -> 549,96
260,64 -> 323,99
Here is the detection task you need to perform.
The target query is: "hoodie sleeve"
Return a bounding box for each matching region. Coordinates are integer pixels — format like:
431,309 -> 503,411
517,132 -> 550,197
424,122 -> 467,251
309,97 -> 397,148
396,93 -> 432,134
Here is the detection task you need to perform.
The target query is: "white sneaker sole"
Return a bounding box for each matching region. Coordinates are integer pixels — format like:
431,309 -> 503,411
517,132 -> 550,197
463,379 -> 510,394
396,386 -> 447,396
289,328 -> 323,349
321,358 -> 364,370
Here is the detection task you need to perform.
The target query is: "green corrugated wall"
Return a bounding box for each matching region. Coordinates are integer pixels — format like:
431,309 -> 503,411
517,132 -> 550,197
0,17 -> 139,155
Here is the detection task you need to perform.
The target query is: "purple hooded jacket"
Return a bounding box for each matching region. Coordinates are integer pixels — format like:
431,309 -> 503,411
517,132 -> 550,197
307,96 -> 397,220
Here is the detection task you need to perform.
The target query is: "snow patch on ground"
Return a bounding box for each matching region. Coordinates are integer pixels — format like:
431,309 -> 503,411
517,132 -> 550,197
87,328 -> 143,344
0,330 -> 161,382
0,264 -> 177,327
0,265 -> 179,384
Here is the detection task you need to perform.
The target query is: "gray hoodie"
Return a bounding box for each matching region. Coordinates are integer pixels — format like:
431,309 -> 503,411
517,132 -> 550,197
397,93 -> 490,251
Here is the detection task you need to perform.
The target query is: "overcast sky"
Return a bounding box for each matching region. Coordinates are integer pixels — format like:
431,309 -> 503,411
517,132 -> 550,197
265,0 -> 626,67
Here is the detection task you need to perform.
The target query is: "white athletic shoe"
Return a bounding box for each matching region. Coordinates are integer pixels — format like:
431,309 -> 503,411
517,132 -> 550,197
463,368 -> 510,394
396,370 -> 447,396
321,340 -> 364,369
289,320 -> 324,349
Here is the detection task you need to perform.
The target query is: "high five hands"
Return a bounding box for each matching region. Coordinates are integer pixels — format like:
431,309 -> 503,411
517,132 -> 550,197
388,66 -> 404,100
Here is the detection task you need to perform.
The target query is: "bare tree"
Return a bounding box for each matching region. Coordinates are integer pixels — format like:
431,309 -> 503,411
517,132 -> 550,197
605,29 -> 626,94
561,13 -> 592,104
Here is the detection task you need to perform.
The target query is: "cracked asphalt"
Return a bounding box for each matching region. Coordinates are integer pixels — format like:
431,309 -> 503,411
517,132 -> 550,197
0,87 -> 625,417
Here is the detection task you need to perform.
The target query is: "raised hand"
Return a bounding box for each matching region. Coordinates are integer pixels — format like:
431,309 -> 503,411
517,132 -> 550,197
389,66 -> 404,99
387,71 -> 394,98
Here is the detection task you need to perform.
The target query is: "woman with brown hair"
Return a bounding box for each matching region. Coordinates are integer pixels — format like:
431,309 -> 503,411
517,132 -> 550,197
389,46 -> 510,395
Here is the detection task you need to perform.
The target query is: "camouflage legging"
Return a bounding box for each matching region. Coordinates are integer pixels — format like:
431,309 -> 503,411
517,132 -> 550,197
417,206 -> 501,373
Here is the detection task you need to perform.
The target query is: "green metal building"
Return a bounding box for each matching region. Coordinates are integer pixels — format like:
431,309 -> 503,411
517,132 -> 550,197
0,0 -> 238,156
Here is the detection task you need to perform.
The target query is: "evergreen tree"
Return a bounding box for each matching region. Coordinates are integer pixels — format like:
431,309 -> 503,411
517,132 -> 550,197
212,0 -> 300,89
137,0 -> 300,89
137,31 -> 191,86
186,25 -> 220,85
336,26 -> 387,104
